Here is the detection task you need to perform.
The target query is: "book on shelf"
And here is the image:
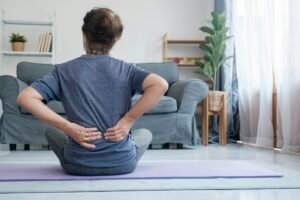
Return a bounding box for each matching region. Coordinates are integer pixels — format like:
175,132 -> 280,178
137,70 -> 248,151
46,33 -> 53,52
36,34 -> 42,52
43,33 -> 49,52
37,33 -> 45,52
36,32 -> 52,53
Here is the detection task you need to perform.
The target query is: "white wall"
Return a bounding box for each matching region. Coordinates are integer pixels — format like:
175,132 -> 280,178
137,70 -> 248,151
0,0 -> 213,116
0,0 -> 213,64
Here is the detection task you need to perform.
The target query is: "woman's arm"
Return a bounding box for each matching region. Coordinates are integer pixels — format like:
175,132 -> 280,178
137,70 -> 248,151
17,87 -> 101,149
126,74 -> 169,121
104,74 -> 168,141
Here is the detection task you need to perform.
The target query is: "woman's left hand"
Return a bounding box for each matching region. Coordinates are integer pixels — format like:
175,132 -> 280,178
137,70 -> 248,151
104,115 -> 135,141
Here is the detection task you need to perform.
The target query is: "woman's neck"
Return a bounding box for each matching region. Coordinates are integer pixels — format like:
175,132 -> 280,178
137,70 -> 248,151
86,50 -> 109,55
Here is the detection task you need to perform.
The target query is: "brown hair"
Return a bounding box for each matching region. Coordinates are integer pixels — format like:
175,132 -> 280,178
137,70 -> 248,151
82,8 -> 123,54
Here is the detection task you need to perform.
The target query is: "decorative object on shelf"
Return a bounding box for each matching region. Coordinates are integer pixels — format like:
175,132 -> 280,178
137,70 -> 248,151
173,57 -> 180,64
9,33 -> 27,52
188,58 -> 196,65
182,57 -> 188,65
197,12 -> 233,146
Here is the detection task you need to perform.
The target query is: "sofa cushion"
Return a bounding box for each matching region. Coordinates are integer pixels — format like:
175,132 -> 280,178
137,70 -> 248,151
131,95 -> 177,114
20,101 -> 65,114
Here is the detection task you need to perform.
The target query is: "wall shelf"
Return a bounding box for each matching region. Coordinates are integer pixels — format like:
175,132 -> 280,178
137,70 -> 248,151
178,64 -> 197,67
167,40 -> 204,45
1,51 -> 53,57
162,33 -> 205,67
2,20 -> 53,26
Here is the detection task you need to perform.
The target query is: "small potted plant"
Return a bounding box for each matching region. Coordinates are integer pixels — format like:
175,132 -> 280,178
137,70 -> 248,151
196,12 -> 233,112
10,33 -> 27,52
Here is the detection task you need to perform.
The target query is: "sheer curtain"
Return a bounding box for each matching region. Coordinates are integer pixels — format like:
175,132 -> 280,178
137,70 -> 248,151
232,0 -> 300,151
276,0 -> 300,152
233,0 -> 274,148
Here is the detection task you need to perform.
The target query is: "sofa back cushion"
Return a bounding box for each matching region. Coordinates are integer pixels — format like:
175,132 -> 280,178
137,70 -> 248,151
136,62 -> 178,85
17,62 -> 178,86
17,62 -> 54,85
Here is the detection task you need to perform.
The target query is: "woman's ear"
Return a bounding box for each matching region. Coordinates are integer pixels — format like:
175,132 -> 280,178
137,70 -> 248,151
82,33 -> 89,53
112,36 -> 121,46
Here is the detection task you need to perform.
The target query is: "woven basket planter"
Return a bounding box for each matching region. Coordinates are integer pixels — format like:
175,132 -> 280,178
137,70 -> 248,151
11,42 -> 25,51
208,90 -> 227,112
201,90 -> 228,146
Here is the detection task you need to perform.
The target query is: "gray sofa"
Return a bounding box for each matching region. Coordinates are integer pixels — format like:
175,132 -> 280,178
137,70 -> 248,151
0,62 -> 208,149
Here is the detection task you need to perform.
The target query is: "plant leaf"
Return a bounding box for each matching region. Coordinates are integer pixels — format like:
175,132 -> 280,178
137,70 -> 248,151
199,43 -> 213,54
205,36 -> 215,46
200,26 -> 215,35
224,36 -> 233,41
218,55 -> 234,68
203,54 -> 212,62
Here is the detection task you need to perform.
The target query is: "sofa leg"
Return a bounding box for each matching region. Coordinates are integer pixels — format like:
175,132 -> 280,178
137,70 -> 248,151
163,143 -> 181,149
9,144 -> 17,151
24,144 -> 30,151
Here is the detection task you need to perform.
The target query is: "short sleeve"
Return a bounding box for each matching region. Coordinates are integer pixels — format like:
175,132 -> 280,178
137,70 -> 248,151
31,67 -> 61,103
129,64 -> 151,94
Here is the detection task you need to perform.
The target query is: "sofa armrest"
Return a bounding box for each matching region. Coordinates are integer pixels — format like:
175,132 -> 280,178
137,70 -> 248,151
166,79 -> 208,114
0,75 -> 28,114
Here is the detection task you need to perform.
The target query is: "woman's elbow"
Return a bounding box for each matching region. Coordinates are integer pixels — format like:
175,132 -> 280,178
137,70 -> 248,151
17,90 -> 34,107
143,74 -> 169,94
160,78 -> 169,94
17,91 -> 26,107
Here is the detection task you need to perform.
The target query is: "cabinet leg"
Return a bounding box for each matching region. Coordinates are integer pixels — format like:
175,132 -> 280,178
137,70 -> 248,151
219,115 -> 225,145
202,97 -> 209,146
219,95 -> 227,146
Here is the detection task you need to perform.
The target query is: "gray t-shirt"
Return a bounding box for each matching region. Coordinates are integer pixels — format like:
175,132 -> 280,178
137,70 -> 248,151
31,54 -> 150,168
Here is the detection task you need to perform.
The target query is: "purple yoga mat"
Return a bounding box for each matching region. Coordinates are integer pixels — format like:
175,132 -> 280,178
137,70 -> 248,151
0,161 -> 282,182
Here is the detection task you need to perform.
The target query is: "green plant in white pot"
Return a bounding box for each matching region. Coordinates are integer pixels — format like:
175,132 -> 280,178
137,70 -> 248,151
10,33 -> 27,52
197,12 -> 233,111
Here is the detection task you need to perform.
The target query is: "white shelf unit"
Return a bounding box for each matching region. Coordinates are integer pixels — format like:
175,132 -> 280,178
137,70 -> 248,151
0,11 -> 56,76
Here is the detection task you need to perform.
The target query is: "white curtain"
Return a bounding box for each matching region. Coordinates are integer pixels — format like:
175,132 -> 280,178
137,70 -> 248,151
232,0 -> 300,152
233,0 -> 274,147
277,0 -> 300,152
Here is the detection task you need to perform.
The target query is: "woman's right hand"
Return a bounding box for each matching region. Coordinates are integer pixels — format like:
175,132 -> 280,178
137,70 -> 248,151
64,122 -> 102,149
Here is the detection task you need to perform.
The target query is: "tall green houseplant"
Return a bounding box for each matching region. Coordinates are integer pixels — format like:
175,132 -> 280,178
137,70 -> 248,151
197,12 -> 232,90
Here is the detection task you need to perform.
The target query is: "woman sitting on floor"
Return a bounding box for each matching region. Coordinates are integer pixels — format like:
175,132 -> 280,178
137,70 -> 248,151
17,7 -> 168,176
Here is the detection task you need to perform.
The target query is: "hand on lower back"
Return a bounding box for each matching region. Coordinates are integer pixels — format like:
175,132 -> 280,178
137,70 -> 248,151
104,115 -> 135,141
64,122 -> 102,149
